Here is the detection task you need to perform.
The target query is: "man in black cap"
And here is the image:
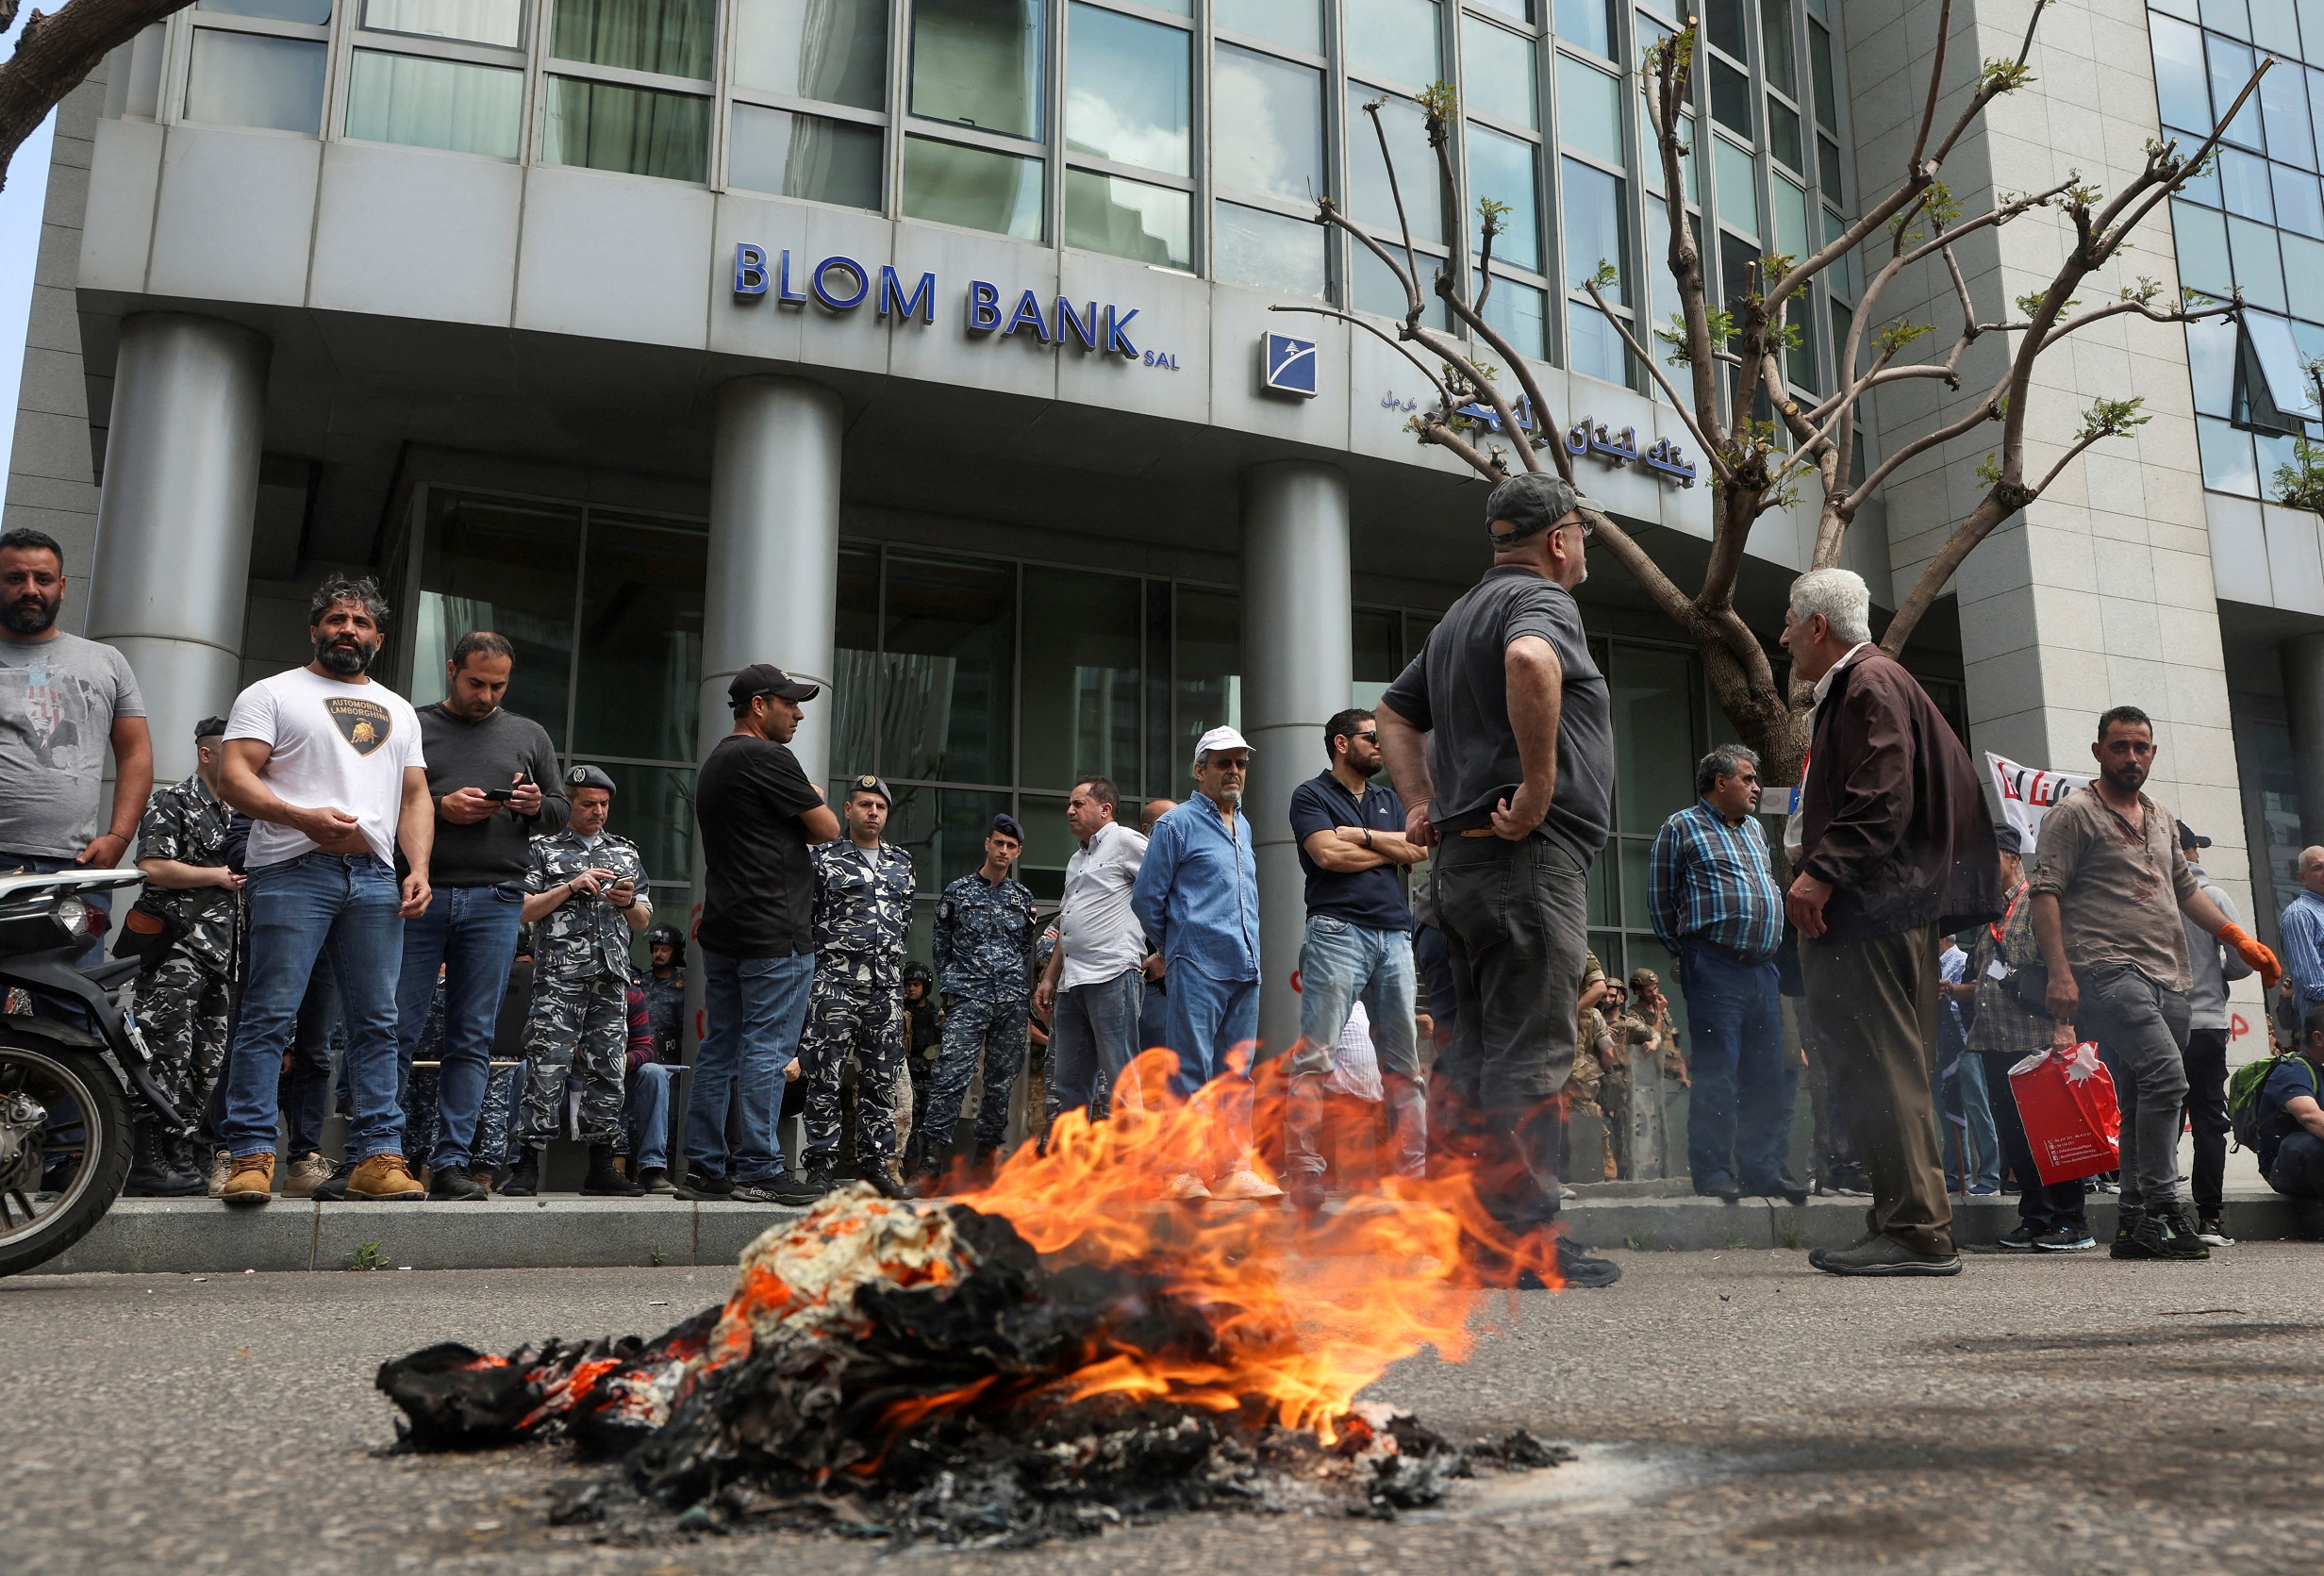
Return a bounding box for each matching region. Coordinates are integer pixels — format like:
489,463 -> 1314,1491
1377,471 -> 1620,1288
922,812 -> 1039,1183
679,665 -> 838,1203
797,774 -> 916,1197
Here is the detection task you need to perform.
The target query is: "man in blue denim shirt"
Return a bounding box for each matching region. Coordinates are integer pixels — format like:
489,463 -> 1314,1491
1280,708 -> 1427,1210
1133,726 -> 1278,1202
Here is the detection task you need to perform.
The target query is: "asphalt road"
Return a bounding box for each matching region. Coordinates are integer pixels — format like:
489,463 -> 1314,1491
8,1245 -> 2320,1575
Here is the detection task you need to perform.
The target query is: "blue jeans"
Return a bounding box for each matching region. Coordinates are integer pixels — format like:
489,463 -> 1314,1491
1047,969 -> 1144,1124
1286,917 -> 1424,1179
627,1062 -> 677,1170
2270,1131 -> 2324,1200
393,884 -> 524,1170
221,853 -> 407,1162
686,949 -> 812,1183
1164,965 -> 1259,1095
1676,938 -> 1795,1190
1939,1039 -> 2002,1192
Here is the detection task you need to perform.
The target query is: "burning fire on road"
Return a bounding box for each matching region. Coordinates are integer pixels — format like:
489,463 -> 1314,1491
377,1051 -> 1573,1547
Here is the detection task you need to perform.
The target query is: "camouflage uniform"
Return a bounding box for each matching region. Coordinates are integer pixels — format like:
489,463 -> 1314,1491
639,968 -> 687,1064
514,830 -> 647,1145
132,773 -> 239,1130
925,871 -> 1039,1157
799,839 -> 914,1167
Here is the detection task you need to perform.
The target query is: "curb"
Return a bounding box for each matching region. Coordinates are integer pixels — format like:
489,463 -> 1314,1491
1558,1190 -> 2315,1253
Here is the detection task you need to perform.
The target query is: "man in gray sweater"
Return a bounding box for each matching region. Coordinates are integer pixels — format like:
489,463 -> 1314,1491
396,631 -> 568,1200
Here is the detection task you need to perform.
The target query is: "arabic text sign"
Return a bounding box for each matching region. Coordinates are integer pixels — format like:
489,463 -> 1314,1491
1987,751 -> 2092,848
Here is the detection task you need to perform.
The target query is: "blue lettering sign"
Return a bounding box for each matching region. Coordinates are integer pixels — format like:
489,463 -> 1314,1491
733,243 -> 769,298
812,256 -> 870,311
967,280 -> 1003,332
1055,298 -> 1100,351
1105,305 -> 1139,357
879,266 -> 936,323
1004,289 -> 1052,341
775,249 -> 808,306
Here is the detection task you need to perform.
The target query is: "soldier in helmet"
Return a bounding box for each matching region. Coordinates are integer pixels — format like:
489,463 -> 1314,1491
504,764 -> 653,1197
899,959 -> 940,1170
640,921 -> 687,1065
798,775 -> 916,1197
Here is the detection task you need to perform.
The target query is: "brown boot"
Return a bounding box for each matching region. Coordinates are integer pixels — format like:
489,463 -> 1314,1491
221,1153 -> 275,1207
344,1153 -> 425,1200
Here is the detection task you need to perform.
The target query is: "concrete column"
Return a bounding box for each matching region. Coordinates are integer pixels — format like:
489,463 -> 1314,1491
700,375 -> 843,786
85,313 -> 269,784
1239,460 -> 1351,1060
2284,635 -> 2324,847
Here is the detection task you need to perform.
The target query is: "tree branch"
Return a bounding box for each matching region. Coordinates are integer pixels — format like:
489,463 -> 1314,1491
1579,279 -> 1734,482
0,0 -> 192,192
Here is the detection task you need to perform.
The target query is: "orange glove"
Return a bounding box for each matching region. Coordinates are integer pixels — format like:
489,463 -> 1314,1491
2216,922 -> 2282,989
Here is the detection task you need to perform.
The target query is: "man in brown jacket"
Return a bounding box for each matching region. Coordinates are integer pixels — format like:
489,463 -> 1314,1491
1781,569 -> 2000,1276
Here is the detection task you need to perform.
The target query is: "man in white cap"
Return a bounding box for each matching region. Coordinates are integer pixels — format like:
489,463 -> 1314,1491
1132,725 -> 1279,1201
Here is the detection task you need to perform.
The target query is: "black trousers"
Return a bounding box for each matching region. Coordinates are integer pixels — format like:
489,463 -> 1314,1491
2181,1027 -> 2230,1216
1976,1049 -> 2088,1234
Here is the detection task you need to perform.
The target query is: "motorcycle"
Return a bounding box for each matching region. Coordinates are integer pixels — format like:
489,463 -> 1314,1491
0,868 -> 186,1278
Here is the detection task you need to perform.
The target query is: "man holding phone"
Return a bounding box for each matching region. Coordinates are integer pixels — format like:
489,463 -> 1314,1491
397,631 -> 568,1200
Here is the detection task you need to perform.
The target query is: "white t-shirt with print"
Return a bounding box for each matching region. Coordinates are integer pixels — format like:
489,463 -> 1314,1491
224,667 -> 425,869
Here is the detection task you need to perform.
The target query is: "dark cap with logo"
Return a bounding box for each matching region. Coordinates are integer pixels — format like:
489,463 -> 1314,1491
1994,823 -> 2023,855
727,663 -> 820,710
2177,820 -> 2211,852
194,716 -> 231,740
845,773 -> 892,805
989,812 -> 1026,844
1486,472 -> 1603,548
565,763 -> 617,795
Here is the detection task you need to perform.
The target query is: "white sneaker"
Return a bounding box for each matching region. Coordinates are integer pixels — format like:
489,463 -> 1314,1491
205,1148 -> 230,1199
1210,1169 -> 1285,1202
2196,1217 -> 2234,1248
1161,1171 -> 1214,1202
282,1152 -> 334,1199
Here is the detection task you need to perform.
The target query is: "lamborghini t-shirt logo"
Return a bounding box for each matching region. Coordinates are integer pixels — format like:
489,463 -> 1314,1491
325,696 -> 391,755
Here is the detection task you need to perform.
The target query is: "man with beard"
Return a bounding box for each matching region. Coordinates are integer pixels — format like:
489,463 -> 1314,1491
1377,473 -> 1619,1289
2029,707 -> 2281,1260
1280,708 -> 1426,1211
0,528 -> 153,967
214,576 -> 435,1205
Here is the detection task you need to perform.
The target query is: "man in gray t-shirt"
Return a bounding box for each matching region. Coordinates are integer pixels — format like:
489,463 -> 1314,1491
0,529 -> 153,961
1378,473 -> 1617,1290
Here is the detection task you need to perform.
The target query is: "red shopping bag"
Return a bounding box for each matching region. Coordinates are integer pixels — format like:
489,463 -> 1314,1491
2006,1042 -> 2121,1184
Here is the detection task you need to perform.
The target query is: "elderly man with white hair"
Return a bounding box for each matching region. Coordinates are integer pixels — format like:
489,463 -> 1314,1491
1132,725 -> 1279,1201
1781,567 -> 2000,1278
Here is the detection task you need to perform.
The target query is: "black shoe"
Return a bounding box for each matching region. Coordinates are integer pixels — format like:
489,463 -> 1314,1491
580,1143 -> 645,1197
799,1162 -> 840,1196
125,1120 -> 205,1197
637,1166 -> 676,1194
2109,1207 -> 2150,1259
426,1164 -> 488,1202
2130,1207 -> 2209,1260
1286,1173 -> 1328,1219
733,1172 -> 823,1206
1813,1236 -> 1962,1277
672,1170 -> 734,1201
1543,1237 -> 1621,1288
1696,1174 -> 1743,1203
499,1148 -> 543,1198
972,1142 -> 1004,1178
1994,1223 -> 2044,1252
1745,1173 -> 1809,1205
309,1158 -> 357,1203
860,1158 -> 909,1201
2033,1225 -> 2097,1252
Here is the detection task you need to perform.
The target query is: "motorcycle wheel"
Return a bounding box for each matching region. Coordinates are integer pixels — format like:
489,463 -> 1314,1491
0,1040 -> 131,1278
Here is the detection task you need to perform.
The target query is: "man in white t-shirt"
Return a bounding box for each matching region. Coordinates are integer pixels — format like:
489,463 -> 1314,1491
1035,776 -> 1148,1133
214,576 -> 435,1205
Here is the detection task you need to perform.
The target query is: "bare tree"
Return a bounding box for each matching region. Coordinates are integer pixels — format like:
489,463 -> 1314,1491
0,0 -> 189,192
1284,0 -> 2264,782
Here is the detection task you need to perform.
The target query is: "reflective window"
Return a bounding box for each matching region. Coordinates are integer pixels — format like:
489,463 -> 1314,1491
912,0 -> 1045,140
1704,0 -> 1746,57
2174,198 -> 2233,294
831,547 -> 882,780
2151,14 -> 2213,131
1469,124 -> 1542,271
1772,171 -> 1809,259
1761,0 -> 1798,96
1346,0 -> 1442,88
1064,170 -> 1193,268
2249,0 -> 2300,53
1807,17 -> 1836,130
1481,275 -> 1550,358
732,0 -> 888,109
1066,3 -> 1190,175
902,135 -> 1045,237
1569,305 -> 1631,384
361,0 -> 523,47
1613,645 -> 1702,831
2210,35 -> 2266,148
728,106 -> 883,208
1213,43 -> 1324,202
1556,0 -> 1617,58
1768,96 -> 1802,172
573,514 -> 705,764
1214,200 -> 1329,296
549,0 -> 713,79
2263,61 -> 2316,168
1562,155 -> 1627,301
1715,134 -> 1760,236
2198,415 -> 2260,493
1556,54 -> 1623,165
2285,230 -> 2324,305
1818,132 -> 1842,195
1021,568 -> 1143,792
412,493 -> 580,747
2229,212 -> 2287,307
1347,86 -> 1445,243
185,31 -> 327,133
1477,0 -> 1535,20
1462,16 -> 1537,127
543,77 -> 709,180
344,50 -> 523,157
200,0 -> 331,19
883,557 -> 1014,788
1710,57 -> 1751,135
1171,588 -> 1241,799
599,765 -> 695,888
2185,313 -> 2238,418
2222,147 -> 2275,220
1216,0 -> 1321,55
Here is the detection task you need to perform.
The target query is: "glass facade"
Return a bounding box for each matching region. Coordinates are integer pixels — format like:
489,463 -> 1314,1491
152,0 -> 1857,397
2150,1 -> 2324,501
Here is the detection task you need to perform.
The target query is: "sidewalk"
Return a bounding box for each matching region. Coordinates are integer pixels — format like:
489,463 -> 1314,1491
33,1184 -> 2314,1276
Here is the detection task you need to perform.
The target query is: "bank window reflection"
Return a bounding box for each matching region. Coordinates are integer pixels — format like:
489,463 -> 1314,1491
542,0 -> 713,179
882,556 -> 1016,787
410,492 -> 579,749
184,7 -> 331,135
727,0 -> 889,201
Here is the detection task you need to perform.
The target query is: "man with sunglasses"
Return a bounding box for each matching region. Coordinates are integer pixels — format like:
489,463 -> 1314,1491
1280,708 -> 1427,1210
1377,473 -> 1619,1288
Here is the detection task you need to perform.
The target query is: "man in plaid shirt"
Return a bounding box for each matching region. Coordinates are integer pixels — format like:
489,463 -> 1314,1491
1648,744 -> 1800,1203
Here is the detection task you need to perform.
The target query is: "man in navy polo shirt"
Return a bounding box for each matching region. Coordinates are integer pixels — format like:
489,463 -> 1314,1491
1281,707 -> 1428,1210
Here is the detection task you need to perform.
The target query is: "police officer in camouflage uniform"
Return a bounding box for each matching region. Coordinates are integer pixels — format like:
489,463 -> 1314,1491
504,765 -> 652,1197
922,813 -> 1038,1184
799,775 -> 915,1197
127,716 -> 243,1195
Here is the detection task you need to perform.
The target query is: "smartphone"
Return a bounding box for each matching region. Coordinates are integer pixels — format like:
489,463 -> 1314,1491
481,788 -> 515,802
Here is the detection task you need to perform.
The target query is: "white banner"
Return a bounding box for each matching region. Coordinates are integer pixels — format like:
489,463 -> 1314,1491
1986,752 -> 2092,848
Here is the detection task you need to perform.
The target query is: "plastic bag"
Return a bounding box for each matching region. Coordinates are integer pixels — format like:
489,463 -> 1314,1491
2006,1041 -> 2121,1184
1322,1001 -> 1385,1102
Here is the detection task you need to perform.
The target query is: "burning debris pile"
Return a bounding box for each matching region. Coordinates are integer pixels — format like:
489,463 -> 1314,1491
377,1051 -> 1571,1547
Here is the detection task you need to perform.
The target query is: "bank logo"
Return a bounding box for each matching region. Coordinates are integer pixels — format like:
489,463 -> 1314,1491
1261,333 -> 1318,398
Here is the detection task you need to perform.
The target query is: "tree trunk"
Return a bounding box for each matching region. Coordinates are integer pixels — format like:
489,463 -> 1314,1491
1701,637 -> 1808,788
